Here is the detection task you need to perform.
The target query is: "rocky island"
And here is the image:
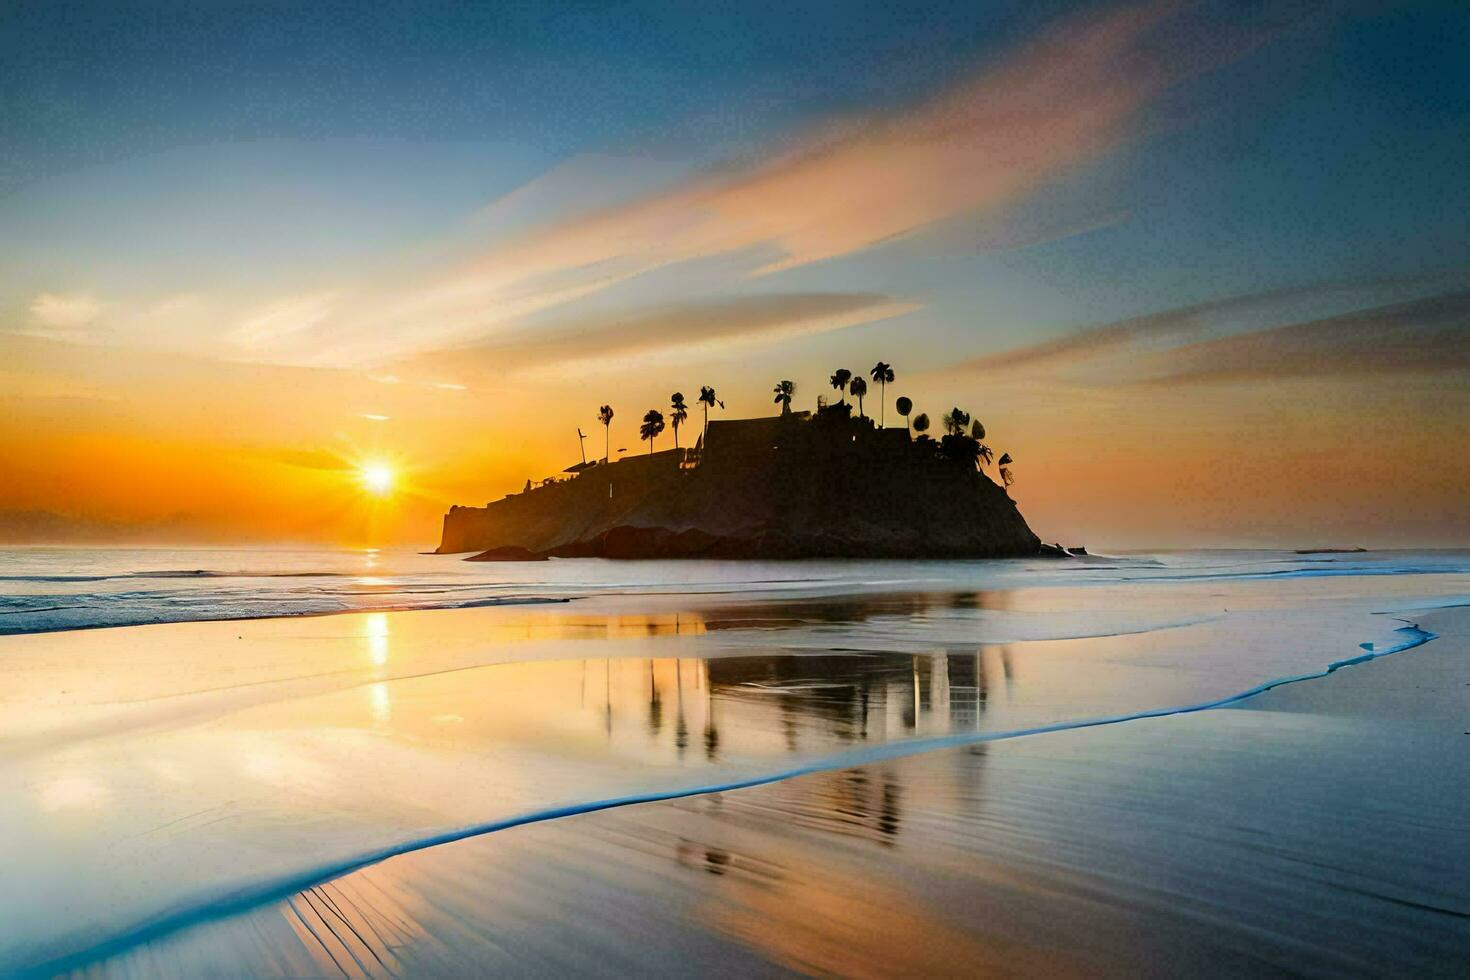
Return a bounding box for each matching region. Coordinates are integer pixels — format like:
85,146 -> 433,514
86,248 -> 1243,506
438,374 -> 1042,561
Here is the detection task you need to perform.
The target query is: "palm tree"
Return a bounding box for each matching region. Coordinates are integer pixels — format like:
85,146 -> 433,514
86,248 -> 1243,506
870,362 -> 894,426
670,392 -> 689,450
998,452 -> 1014,488
940,435 -> 982,468
895,396 -> 913,432
970,420 -> 992,467
849,376 -> 868,418
697,386 -> 717,437
772,379 -> 795,415
942,407 -> 971,436
912,412 -> 930,438
640,409 -> 665,453
597,405 -> 614,461
829,368 -> 852,404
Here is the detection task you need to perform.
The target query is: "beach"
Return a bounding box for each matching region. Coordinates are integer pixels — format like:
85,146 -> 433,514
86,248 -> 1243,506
2,548 -> 1466,976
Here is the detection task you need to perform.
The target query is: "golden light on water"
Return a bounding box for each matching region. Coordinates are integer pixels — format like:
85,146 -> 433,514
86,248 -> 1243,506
360,463 -> 395,496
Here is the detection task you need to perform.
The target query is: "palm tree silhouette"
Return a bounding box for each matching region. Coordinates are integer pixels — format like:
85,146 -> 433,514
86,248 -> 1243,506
598,405 -> 614,461
998,452 -> 1014,488
870,362 -> 894,426
895,396 -> 913,433
829,368 -> 852,404
640,409 -> 665,453
912,412 -> 930,438
772,380 -> 795,415
942,407 -> 971,437
698,386 -> 717,437
849,376 -> 868,418
970,420 -> 993,467
670,392 -> 689,450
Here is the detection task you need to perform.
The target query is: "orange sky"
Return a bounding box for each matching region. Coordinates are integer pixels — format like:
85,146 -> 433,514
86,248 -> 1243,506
3,283 -> 1467,549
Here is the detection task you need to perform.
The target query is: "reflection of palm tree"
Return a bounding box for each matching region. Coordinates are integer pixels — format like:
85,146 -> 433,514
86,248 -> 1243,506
870,362 -> 894,426
703,661 -> 720,761
670,392 -> 688,450
648,660 -> 663,734
640,409 -> 665,453
698,386 -> 717,437
772,379 -> 795,414
597,404 -> 614,461
849,377 -> 868,419
895,396 -> 913,433
674,658 -> 688,756
829,368 -> 852,404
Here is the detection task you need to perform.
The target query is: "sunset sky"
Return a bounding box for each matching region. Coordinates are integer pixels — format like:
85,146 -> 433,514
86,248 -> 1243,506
3,0 -> 1467,548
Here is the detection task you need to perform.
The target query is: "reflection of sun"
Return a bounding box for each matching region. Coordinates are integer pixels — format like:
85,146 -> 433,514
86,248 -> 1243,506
365,612 -> 390,666
360,463 -> 394,495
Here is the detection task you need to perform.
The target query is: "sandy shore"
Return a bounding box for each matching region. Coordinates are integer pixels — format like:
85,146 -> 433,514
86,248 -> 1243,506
70,606 -> 1469,978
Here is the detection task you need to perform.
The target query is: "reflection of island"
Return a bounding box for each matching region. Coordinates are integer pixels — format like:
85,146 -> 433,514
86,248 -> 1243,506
439,402 -> 1039,559
606,647 -> 1017,768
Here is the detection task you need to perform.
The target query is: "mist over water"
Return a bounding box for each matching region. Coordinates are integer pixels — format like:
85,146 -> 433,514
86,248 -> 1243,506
1,547 -> 1467,974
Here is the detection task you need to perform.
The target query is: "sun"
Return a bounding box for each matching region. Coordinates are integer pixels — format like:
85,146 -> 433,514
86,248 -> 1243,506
359,463 -> 395,496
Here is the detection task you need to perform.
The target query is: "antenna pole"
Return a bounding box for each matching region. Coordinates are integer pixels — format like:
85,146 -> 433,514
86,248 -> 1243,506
577,428 -> 587,464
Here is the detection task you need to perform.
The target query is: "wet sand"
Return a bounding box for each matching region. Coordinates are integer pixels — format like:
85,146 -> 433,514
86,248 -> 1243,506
72,606 -> 1470,978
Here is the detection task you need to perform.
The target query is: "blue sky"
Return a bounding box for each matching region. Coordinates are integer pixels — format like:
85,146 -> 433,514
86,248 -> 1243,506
3,1 -> 1466,360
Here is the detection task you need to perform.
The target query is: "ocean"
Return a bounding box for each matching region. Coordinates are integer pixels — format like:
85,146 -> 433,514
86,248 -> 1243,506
2,546 -> 1468,975
4,545 -> 1466,635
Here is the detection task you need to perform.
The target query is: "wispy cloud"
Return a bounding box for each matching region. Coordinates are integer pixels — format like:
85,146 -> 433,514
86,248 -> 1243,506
399,291 -> 918,383
229,292 -> 340,350
237,2 -> 1209,367
19,292 -> 106,343
29,292 -> 100,328
1128,291 -> 1470,384
947,283 -> 1470,387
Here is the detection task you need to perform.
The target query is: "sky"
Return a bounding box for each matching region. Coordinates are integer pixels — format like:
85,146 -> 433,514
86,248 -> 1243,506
2,0 -> 1467,548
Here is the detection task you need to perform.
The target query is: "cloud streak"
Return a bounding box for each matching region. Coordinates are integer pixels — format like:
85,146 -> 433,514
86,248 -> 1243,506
253,1 -> 1202,367
19,292 -> 105,343
948,286 -> 1470,387
400,292 -> 917,383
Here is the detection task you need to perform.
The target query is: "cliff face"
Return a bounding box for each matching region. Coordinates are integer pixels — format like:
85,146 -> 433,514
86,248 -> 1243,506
439,412 -> 1041,560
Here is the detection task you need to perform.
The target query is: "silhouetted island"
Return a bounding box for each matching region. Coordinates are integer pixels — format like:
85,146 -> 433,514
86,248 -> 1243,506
439,389 -> 1042,560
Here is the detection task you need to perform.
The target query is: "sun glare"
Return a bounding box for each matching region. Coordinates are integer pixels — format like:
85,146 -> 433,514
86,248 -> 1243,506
360,463 -> 394,496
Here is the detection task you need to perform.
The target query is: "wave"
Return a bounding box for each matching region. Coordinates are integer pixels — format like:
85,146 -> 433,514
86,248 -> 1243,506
0,570 -> 365,583
2,550 -> 1466,637
14,620 -> 1436,978
0,594 -> 572,636
1111,562 -> 1469,584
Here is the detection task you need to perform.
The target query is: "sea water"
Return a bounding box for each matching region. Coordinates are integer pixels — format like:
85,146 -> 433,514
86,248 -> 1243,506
0,546 -> 1466,973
